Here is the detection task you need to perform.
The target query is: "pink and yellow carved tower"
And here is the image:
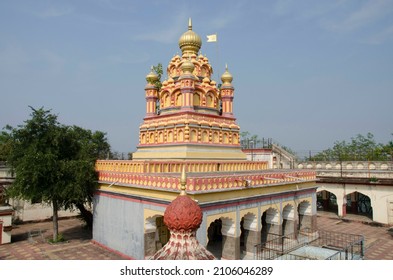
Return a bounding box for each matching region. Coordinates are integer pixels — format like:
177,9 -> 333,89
133,18 -> 246,161
93,19 -> 317,260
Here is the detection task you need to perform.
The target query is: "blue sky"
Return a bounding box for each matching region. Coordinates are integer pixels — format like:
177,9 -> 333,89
1,0 -> 392,157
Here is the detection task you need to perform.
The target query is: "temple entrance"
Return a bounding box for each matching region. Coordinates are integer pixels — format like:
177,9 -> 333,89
346,191 -> 373,219
317,190 -> 338,213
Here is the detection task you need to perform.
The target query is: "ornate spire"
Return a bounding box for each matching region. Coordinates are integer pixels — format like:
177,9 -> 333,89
178,18 -> 202,55
150,168 -> 216,260
221,64 -> 233,84
145,66 -> 158,84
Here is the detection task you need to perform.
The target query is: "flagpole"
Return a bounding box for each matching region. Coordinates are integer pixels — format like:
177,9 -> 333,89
216,33 -> 220,85
206,33 -> 220,85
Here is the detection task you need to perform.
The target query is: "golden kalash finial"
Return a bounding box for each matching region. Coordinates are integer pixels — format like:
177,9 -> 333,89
146,66 -> 158,84
180,165 -> 187,195
178,18 -> 202,55
221,63 -> 233,84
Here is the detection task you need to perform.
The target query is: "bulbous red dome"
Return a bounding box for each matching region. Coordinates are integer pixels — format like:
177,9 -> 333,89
164,195 -> 202,231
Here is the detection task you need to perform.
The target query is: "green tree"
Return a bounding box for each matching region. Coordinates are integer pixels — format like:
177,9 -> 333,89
3,107 -> 110,241
310,133 -> 389,161
152,63 -> 163,91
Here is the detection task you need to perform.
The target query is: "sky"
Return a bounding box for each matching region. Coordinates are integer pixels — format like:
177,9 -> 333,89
1,0 -> 392,158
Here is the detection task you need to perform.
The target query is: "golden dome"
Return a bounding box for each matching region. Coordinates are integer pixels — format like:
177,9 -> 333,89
221,64 -> 233,84
178,18 -> 202,55
146,67 -> 158,84
181,58 -> 195,74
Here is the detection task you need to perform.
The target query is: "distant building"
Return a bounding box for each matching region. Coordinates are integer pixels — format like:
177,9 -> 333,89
0,162 -> 13,244
93,19 -> 317,260
242,143 -> 297,169
0,162 -> 77,224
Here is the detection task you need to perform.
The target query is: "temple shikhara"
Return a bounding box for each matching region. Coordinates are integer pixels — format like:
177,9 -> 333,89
133,18 -> 245,161
93,19 -> 317,260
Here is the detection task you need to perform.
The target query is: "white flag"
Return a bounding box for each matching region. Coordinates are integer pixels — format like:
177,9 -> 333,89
207,34 -> 217,42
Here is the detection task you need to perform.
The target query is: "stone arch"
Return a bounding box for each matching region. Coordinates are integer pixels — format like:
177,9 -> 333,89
282,203 -> 295,236
357,163 -> 364,169
261,207 -> 279,243
345,191 -> 373,219
297,200 -> 312,231
317,189 -> 338,214
206,213 -> 238,260
144,214 -> 169,258
141,133 -> 146,144
240,212 -> 259,256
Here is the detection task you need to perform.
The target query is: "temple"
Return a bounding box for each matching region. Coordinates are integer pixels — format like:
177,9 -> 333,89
92,19 -> 317,260
133,18 -> 246,161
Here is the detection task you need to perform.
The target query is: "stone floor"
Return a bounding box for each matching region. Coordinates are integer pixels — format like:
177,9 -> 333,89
0,212 -> 392,260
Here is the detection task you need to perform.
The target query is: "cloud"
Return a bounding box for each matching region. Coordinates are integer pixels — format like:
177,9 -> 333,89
32,5 -> 73,18
322,0 -> 393,32
134,13 -> 188,44
366,24 -> 393,44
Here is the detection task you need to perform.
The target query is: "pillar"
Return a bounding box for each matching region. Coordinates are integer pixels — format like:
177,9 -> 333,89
337,195 -> 346,217
242,215 -> 260,255
221,219 -> 240,260
143,218 -> 157,258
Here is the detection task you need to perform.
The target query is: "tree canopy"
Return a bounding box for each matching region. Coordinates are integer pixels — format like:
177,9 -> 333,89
309,133 -> 393,161
1,107 -> 110,240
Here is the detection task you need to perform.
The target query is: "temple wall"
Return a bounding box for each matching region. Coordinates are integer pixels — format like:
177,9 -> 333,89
93,193 -> 147,259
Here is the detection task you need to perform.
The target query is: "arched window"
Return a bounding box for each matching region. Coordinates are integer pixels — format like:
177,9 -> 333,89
175,93 -> 182,106
206,93 -> 214,107
202,131 -> 209,143
213,132 -> 219,143
193,93 -> 200,106
190,130 -> 197,142
177,130 -> 184,142
167,131 -> 173,142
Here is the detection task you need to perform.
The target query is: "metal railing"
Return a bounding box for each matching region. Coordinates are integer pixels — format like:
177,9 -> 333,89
254,229 -> 364,260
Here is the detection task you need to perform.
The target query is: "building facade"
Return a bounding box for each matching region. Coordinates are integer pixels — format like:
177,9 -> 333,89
92,19 -> 317,259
